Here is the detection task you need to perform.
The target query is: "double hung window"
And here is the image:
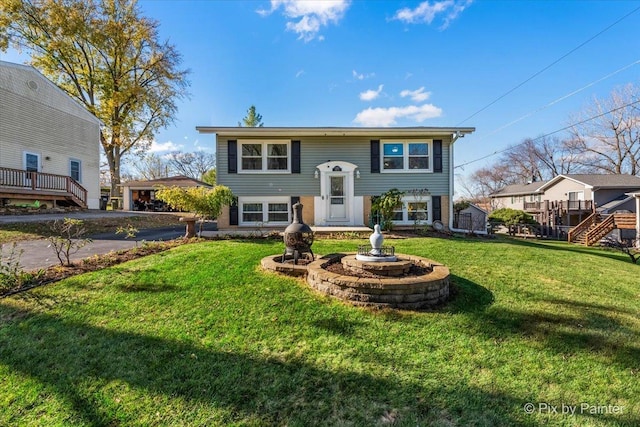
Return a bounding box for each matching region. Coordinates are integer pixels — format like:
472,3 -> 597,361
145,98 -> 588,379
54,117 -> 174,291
239,140 -> 290,172
382,140 -> 431,172
239,197 -> 290,225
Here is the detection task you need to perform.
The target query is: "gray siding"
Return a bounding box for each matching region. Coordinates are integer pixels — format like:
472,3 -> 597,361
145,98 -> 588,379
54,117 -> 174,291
217,136 -> 452,197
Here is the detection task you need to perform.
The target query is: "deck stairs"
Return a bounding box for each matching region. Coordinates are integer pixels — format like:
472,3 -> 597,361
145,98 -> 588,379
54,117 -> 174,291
568,212 -> 636,246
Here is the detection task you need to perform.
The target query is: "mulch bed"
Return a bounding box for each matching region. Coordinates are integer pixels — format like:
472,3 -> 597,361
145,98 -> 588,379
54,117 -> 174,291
324,260 -> 431,279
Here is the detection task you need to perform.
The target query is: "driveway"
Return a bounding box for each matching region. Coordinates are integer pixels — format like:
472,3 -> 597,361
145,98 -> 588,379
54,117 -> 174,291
1,210 -> 216,271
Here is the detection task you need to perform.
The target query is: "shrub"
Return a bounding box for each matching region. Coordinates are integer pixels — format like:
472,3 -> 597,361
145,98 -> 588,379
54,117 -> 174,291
48,218 -> 92,266
0,243 -> 44,294
488,208 -> 537,226
371,188 -> 405,231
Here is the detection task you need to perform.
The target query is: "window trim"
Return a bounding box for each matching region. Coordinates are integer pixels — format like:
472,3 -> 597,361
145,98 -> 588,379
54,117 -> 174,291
238,140 -> 291,174
69,158 -> 82,183
390,195 -> 432,225
238,196 -> 290,226
380,139 -> 433,173
23,151 -> 40,172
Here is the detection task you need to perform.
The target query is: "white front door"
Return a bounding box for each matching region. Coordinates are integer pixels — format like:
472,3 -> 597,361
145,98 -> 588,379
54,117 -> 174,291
315,160 -> 359,225
328,173 -> 348,221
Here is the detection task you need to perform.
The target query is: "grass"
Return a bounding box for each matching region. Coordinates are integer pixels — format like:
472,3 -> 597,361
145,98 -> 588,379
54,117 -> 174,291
0,213 -> 183,244
0,235 -> 638,426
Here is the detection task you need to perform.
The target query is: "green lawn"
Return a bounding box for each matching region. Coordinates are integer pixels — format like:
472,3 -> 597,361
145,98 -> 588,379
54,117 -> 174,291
1,236 -> 638,426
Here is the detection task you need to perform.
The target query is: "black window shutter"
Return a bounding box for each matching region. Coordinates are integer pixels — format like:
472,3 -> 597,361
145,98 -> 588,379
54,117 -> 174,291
433,140 -> 443,173
291,140 -> 301,174
371,140 -> 380,173
228,140 -> 237,174
432,196 -> 442,221
291,196 -> 300,211
230,198 -> 238,225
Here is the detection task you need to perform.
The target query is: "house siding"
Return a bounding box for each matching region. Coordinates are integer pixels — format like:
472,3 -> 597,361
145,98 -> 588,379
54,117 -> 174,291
544,180 -> 591,201
217,136 -> 452,197
0,62 -> 101,209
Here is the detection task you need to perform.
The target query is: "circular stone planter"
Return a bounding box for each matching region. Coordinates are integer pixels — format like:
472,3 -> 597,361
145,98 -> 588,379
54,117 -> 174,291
260,254 -> 314,277
306,253 -> 450,310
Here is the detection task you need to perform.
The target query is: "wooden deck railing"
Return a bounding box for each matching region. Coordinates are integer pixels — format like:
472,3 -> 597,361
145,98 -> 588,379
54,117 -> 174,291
0,167 -> 87,207
584,214 -> 615,246
567,212 -> 599,243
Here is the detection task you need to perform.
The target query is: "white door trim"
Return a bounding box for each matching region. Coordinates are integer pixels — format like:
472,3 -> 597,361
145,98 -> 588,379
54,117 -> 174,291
316,160 -> 358,225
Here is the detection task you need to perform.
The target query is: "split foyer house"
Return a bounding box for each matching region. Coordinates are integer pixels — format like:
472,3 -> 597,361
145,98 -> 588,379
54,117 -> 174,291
196,126 -> 475,229
0,60 -> 101,209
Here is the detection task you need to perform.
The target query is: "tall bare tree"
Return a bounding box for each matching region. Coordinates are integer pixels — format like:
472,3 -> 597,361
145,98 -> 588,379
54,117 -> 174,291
131,153 -> 170,180
0,0 -> 190,196
568,84 -> 640,175
165,151 -> 216,180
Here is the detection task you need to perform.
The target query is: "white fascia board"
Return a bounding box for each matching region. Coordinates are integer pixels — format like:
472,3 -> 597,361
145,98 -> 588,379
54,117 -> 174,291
196,126 -> 476,138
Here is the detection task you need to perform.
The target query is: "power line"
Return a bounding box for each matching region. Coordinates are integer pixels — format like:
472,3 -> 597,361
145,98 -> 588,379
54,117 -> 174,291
454,97 -> 640,170
456,5 -> 640,126
472,59 -> 640,143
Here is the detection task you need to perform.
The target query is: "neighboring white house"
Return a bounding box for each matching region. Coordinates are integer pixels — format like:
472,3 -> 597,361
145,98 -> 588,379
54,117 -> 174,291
0,60 -> 101,209
195,126 -> 475,230
490,174 -> 640,243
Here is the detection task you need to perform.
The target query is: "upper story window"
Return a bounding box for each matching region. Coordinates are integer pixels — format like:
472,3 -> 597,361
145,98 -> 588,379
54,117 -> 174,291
382,140 -> 431,172
239,140 -> 290,173
70,159 -> 81,182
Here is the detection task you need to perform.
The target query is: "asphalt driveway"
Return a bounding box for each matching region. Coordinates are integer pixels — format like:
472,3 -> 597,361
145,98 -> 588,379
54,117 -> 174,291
1,210 -> 216,271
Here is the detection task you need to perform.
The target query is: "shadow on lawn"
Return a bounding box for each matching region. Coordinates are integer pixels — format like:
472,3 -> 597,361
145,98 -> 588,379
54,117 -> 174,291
466,303 -> 640,374
447,274 -> 495,314
482,236 -> 634,265
0,303 -> 535,427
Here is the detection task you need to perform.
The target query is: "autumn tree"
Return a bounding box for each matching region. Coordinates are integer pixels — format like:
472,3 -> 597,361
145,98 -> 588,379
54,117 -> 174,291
0,0 -> 190,196
201,169 -> 216,185
568,84 -> 640,175
165,151 -> 215,180
239,105 -> 264,127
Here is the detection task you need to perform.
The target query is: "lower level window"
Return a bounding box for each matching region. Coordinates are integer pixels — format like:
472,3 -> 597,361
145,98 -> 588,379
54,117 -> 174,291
390,197 -> 431,225
239,197 -> 290,225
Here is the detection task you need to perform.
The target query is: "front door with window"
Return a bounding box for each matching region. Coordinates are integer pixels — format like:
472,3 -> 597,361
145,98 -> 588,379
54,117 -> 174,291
315,161 -> 357,225
328,174 -> 347,221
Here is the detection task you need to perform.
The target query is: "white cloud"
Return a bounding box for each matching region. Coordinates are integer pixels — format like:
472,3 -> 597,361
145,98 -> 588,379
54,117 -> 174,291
258,0 -> 351,42
360,84 -> 384,101
353,104 -> 442,127
393,0 -> 472,29
400,87 -> 431,102
149,140 -> 181,153
352,69 -> 374,80
295,69 -> 305,78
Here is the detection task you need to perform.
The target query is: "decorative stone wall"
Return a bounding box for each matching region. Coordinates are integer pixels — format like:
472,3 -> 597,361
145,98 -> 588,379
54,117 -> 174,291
306,253 -> 450,310
260,254 -> 313,277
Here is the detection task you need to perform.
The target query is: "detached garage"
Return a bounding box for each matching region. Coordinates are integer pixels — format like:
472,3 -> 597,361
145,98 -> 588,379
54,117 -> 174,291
121,176 -> 212,211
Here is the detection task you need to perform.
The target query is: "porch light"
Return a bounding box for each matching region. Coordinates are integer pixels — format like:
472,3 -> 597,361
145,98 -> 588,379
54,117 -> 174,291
356,169 -> 360,179
314,169 -> 319,179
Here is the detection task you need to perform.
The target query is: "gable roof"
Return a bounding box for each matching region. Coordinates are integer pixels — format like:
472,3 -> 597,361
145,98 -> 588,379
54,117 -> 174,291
196,126 -> 475,138
0,60 -> 101,126
489,181 -> 547,197
538,174 -> 640,191
123,175 -> 212,188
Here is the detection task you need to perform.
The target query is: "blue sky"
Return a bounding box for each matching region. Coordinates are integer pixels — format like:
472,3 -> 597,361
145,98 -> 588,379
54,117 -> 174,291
2,0 -> 640,191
